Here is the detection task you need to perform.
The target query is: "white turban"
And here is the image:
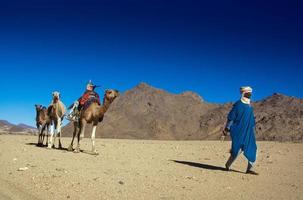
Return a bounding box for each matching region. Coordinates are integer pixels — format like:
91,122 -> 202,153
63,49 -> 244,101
240,86 -> 252,94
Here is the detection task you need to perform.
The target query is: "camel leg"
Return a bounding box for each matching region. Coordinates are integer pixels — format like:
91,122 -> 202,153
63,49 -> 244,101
91,124 -> 97,154
47,124 -> 55,149
37,134 -> 41,146
80,122 -> 85,138
74,120 -> 86,153
40,125 -> 45,146
40,125 -> 47,146
38,126 -> 42,146
57,118 -> 63,149
68,122 -> 77,151
53,121 -> 58,148
45,125 -> 49,146
37,126 -> 41,146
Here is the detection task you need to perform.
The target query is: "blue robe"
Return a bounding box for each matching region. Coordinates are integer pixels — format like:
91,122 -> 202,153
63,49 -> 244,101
226,100 -> 257,163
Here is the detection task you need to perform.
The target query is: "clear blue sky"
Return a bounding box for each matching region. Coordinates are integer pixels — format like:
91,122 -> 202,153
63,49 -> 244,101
0,0 -> 302,126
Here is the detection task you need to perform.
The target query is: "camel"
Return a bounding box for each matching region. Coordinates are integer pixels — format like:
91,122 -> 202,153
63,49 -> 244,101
67,89 -> 119,154
47,91 -> 66,149
35,104 -> 52,146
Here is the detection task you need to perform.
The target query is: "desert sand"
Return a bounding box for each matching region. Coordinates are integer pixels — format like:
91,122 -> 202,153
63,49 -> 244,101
0,135 -> 302,200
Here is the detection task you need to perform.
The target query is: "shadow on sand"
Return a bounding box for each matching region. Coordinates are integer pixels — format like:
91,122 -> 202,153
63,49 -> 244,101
170,160 -> 244,174
26,142 -> 68,151
25,142 -> 40,146
25,142 -> 98,155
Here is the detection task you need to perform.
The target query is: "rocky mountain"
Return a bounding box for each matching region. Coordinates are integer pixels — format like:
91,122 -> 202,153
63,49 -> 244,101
62,83 -> 303,142
197,93 -> 303,141
253,93 -> 303,141
0,120 -> 37,135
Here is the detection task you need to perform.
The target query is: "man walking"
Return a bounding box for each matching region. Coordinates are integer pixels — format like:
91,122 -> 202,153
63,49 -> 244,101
223,86 -> 258,175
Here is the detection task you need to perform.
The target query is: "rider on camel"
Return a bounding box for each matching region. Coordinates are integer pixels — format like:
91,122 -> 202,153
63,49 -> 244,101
67,80 -> 100,121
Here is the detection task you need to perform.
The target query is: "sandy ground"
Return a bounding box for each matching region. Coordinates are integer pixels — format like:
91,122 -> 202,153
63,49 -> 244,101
0,135 -> 302,200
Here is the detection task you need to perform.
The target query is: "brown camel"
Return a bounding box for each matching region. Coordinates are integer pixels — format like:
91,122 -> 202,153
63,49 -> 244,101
68,89 -> 119,154
35,104 -> 52,146
47,91 -> 66,149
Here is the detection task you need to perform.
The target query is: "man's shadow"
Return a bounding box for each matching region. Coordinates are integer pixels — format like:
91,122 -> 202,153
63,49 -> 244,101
170,160 -> 244,174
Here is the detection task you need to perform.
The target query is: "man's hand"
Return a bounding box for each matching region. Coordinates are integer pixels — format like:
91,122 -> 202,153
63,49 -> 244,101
222,127 -> 229,136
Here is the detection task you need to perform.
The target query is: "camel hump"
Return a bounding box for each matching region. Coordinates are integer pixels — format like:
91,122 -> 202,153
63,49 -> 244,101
82,97 -> 100,111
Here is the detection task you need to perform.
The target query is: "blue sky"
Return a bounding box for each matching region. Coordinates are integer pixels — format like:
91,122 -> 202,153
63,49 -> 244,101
0,0 -> 302,126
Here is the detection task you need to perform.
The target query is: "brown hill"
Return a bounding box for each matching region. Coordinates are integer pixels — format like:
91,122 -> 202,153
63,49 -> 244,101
254,93 -> 303,141
0,120 -> 37,135
62,83 -> 303,142
197,93 -> 303,141
0,120 -> 14,127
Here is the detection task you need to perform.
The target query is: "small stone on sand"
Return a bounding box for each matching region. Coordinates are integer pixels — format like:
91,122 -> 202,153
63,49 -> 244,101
18,167 -> 29,171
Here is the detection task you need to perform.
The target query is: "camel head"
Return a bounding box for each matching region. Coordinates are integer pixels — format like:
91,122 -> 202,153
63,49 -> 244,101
52,91 -> 60,103
103,89 -> 119,104
35,104 -> 42,112
35,104 -> 46,124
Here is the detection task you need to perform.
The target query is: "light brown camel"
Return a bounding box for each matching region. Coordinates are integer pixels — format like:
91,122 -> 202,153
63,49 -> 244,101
67,89 -> 119,154
35,104 -> 52,146
47,91 -> 66,149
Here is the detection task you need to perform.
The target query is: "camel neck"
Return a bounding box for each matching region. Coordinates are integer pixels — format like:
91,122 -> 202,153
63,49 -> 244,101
102,99 -> 112,112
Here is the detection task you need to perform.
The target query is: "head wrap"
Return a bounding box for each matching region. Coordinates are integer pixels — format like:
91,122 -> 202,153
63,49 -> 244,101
240,86 -> 252,104
86,80 -> 95,91
240,86 -> 252,94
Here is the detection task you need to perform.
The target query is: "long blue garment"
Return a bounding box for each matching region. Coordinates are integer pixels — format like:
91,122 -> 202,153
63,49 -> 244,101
226,100 -> 257,162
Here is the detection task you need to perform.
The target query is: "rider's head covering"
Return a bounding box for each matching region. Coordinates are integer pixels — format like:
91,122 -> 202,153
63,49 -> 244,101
86,80 -> 95,91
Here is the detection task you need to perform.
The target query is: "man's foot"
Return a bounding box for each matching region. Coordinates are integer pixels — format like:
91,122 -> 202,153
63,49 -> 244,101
225,163 -> 230,171
246,170 -> 259,175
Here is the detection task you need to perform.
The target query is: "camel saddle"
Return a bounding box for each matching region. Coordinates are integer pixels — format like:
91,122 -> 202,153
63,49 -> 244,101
82,97 -> 100,111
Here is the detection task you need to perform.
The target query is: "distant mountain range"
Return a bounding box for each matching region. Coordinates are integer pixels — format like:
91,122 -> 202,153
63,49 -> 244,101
2,83 -> 302,142
0,120 -> 37,135
62,83 -> 303,142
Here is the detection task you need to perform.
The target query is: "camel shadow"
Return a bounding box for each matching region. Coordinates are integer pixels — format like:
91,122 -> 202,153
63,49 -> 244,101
80,150 -> 99,156
25,143 -> 98,155
65,149 -> 99,156
50,146 -> 69,151
25,142 -> 47,148
170,160 -> 244,174
25,143 -> 68,151
25,142 -> 40,146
